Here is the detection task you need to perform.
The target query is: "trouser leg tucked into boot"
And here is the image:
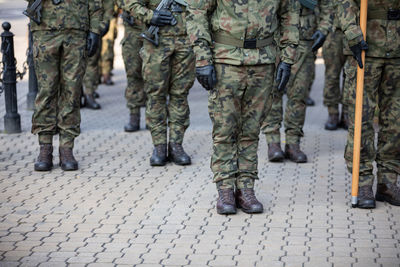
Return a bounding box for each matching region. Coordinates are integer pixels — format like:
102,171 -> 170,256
168,143 -> 191,165
235,177 -> 263,214
59,147 -> 78,171
150,144 -> 168,166
34,144 -> 54,171
216,179 -> 236,215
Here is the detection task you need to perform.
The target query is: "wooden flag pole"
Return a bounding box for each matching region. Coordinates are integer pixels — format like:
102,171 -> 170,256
351,0 -> 368,208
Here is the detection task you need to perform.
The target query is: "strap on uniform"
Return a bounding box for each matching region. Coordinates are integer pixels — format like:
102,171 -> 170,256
213,32 -> 273,49
368,9 -> 400,20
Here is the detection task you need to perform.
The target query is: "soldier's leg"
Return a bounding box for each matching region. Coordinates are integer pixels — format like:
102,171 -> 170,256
101,17 -> 117,85
375,58 -> 400,206
344,57 -> 381,208
83,47 -> 101,109
122,27 -> 145,132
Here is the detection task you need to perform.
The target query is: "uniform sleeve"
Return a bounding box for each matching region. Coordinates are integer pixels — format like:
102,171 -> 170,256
334,0 -> 363,46
103,0 -> 116,23
119,0 -> 153,24
317,0 -> 334,35
186,0 -> 216,67
278,0 -> 300,65
89,0 -> 104,34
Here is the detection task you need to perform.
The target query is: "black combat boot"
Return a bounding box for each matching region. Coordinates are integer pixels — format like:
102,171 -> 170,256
357,185 -> 376,209
34,144 -> 53,171
285,144 -> 307,163
150,144 -> 168,166
236,188 -> 263,214
124,113 -> 140,132
376,183 -> 400,206
85,94 -> 101,109
93,91 -> 100,99
168,143 -> 191,165
339,112 -> 349,130
216,188 -> 237,215
325,113 -> 339,130
305,96 -> 315,106
59,147 -> 78,171
102,74 -> 114,86
268,143 -> 284,162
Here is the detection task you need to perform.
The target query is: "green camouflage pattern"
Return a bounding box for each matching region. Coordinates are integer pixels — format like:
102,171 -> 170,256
26,0 -> 103,35
322,29 -> 346,115
122,23 -> 145,115
209,64 -> 275,183
186,0 -> 300,67
332,0 -> 363,47
100,17 -> 118,76
83,45 -> 101,95
262,41 -> 316,145
140,36 -> 195,145
31,30 -> 88,148
299,0 -> 333,40
343,56 -> 400,187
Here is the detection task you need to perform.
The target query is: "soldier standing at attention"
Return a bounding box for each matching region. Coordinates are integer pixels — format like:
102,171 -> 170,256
26,0 -> 103,171
121,0 -> 195,166
337,0 -> 400,208
119,8 -> 146,132
187,0 -> 300,214
261,0 -> 332,164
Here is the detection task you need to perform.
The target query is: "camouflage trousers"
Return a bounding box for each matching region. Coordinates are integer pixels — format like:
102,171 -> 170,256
122,26 -> 145,115
101,17 -> 118,76
140,35 -> 195,145
322,29 -> 346,115
262,42 -> 315,145
31,30 -> 87,148
344,56 -> 400,186
83,43 -> 101,95
210,63 -> 275,187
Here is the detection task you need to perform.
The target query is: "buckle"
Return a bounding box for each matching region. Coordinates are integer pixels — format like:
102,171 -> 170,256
388,9 -> 400,20
243,38 -> 257,49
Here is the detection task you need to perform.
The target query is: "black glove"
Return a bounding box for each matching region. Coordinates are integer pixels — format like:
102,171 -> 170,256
311,30 -> 326,52
100,21 -> 110,37
196,65 -> 217,91
87,32 -> 100,57
150,9 -> 176,26
276,62 -> 291,91
350,39 -> 368,68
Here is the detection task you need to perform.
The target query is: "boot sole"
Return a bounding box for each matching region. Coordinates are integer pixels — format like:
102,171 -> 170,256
324,125 -> 338,131
236,203 -> 263,214
217,207 -> 237,215
34,163 -> 53,171
150,160 -> 168,166
376,193 -> 400,206
268,155 -> 284,162
284,152 -> 307,163
168,155 -> 191,166
124,127 -> 140,132
60,163 -> 78,171
356,200 -> 376,209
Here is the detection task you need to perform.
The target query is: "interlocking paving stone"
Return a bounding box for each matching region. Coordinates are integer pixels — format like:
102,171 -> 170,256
1,3 -> 400,266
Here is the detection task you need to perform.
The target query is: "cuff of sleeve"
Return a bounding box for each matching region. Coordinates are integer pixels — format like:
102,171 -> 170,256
344,26 -> 363,44
196,59 -> 213,67
280,45 -> 297,65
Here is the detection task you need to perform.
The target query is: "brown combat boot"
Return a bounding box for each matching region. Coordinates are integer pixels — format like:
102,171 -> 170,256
34,144 -> 53,171
150,144 -> 168,166
285,144 -> 307,163
236,189 -> 263,214
357,185 -> 376,209
325,113 -> 339,130
216,188 -> 237,215
268,143 -> 284,162
124,113 -> 140,132
168,143 -> 191,165
59,147 -> 78,171
376,183 -> 400,206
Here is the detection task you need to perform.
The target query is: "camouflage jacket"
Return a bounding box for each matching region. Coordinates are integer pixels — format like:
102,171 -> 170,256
26,0 -> 103,35
186,0 -> 300,67
337,0 -> 400,58
118,0 -> 189,36
116,0 -> 144,31
299,0 -> 332,41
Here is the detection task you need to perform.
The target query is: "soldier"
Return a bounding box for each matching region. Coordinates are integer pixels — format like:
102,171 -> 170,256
323,26 -> 348,130
337,0 -> 400,208
187,0 -> 300,214
261,0 -> 332,164
121,0 -> 195,166
82,0 -> 115,110
100,4 -> 119,85
119,9 -> 146,132
26,0 -> 103,171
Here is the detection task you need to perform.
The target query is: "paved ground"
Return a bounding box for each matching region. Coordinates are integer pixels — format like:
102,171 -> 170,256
1,3 -> 400,267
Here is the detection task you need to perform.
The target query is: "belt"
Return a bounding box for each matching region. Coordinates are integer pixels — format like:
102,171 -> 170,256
213,33 -> 273,49
368,9 -> 400,20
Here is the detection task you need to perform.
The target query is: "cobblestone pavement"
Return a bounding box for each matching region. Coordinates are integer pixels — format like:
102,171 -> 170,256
1,3 -> 400,267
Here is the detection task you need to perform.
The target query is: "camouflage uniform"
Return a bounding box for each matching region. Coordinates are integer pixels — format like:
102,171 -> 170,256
120,12 -> 146,115
100,5 -> 119,78
339,0 -> 400,187
262,1 -> 332,146
187,0 -> 300,188
29,0 -> 102,148
121,0 -> 195,145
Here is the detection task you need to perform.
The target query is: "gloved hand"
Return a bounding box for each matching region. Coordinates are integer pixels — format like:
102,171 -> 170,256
276,62 -> 291,91
100,21 -> 110,37
87,32 -> 100,57
150,9 -> 176,26
196,65 -> 217,91
311,30 -> 326,52
350,39 -> 368,68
